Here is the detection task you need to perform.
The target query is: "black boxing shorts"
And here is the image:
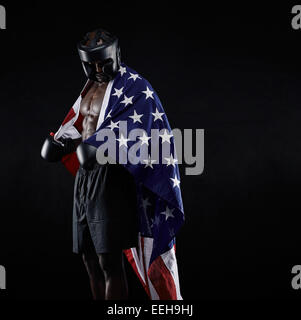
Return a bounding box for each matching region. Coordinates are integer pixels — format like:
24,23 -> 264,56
73,162 -> 139,254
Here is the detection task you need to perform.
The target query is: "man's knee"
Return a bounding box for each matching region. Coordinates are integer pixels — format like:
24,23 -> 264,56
82,252 -> 103,280
98,251 -> 123,278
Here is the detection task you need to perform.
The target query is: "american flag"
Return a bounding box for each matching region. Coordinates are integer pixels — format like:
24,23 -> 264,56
54,63 -> 185,300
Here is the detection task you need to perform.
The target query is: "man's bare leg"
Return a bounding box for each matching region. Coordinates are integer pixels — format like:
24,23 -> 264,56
82,252 -> 105,300
98,251 -> 129,300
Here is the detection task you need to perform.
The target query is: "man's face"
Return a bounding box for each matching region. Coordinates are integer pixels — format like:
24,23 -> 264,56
94,61 -> 102,73
89,61 -> 108,83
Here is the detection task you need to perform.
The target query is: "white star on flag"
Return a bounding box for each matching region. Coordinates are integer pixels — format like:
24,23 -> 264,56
128,72 -> 141,81
150,217 -> 154,228
159,129 -> 173,143
139,132 -> 151,145
142,86 -> 154,100
116,133 -> 130,148
105,109 -> 112,119
121,95 -> 134,107
107,120 -> 119,130
170,174 -> 180,188
119,66 -> 126,76
160,206 -> 175,221
143,155 -> 157,169
153,215 -> 161,227
168,226 -> 175,237
164,154 -> 178,167
151,108 -> 164,122
129,109 -> 143,123
112,87 -> 124,98
141,197 -> 151,212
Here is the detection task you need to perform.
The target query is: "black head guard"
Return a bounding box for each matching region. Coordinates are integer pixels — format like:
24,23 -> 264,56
77,29 -> 121,82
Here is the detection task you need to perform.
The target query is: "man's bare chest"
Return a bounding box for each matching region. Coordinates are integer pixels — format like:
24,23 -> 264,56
80,82 -> 108,117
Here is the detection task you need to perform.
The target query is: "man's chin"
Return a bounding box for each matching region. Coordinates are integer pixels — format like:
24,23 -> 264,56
95,73 -> 109,83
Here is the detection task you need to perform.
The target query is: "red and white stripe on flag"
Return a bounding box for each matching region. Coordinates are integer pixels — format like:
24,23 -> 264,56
124,234 -> 183,300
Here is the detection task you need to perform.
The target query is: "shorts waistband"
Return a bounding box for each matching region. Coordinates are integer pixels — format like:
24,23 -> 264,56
78,162 -> 104,173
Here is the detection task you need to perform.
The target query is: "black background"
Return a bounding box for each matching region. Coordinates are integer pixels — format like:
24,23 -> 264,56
0,0 -> 301,301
